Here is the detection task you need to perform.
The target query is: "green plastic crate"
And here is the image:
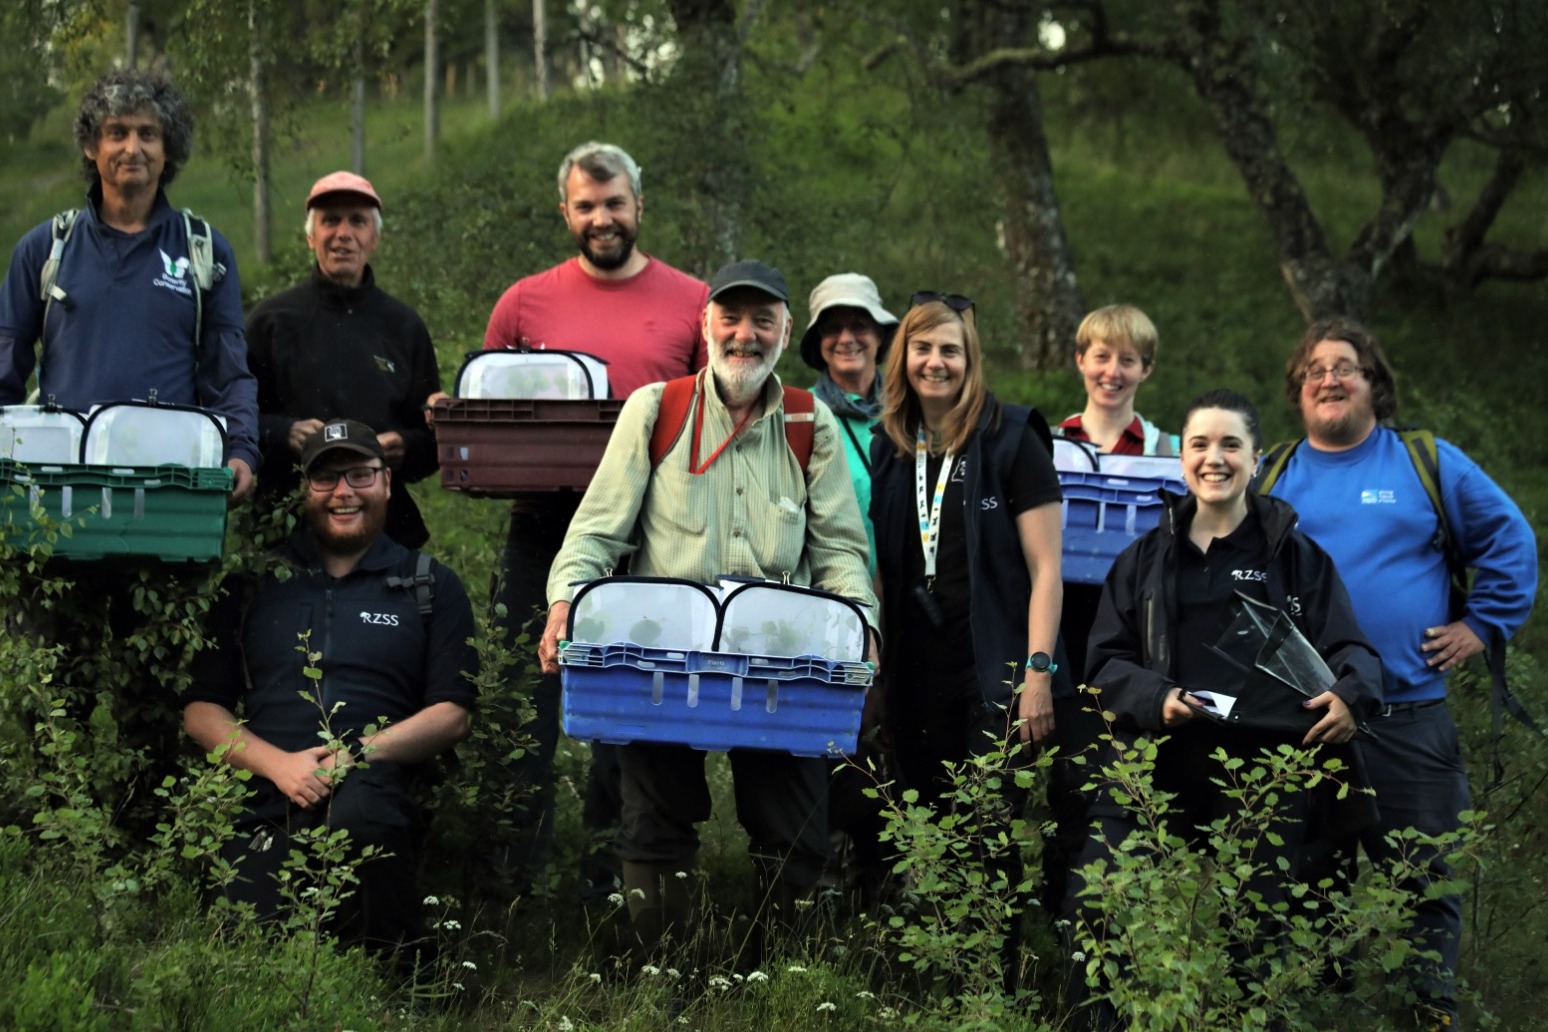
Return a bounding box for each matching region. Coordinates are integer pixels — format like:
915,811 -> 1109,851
0,459 -> 232,562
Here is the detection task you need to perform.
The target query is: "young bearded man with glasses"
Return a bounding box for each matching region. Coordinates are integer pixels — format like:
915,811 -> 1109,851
1256,319 -> 1537,1030
183,419 -> 478,973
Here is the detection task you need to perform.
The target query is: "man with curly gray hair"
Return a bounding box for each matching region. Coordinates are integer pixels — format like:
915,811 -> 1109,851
0,68 -> 259,498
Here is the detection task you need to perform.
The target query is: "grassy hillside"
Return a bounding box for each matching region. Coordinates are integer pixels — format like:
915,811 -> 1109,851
2,50 -> 1546,1029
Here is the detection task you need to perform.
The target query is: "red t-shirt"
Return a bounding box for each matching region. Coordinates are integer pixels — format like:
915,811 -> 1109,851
483,256 -> 709,398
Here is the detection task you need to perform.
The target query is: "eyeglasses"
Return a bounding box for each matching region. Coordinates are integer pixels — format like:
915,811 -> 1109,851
306,465 -> 384,491
1301,363 -> 1364,385
910,291 -> 975,314
818,314 -> 878,338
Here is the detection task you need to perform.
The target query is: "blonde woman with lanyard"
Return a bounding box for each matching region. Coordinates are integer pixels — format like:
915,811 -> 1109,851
868,292 -> 1066,988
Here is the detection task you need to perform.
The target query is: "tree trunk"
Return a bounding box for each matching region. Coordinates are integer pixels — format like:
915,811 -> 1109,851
125,4 -> 141,68
532,0 -> 548,100
956,0 -> 1082,369
1174,3 -> 1358,320
424,0 -> 440,160
486,0 -> 501,118
665,0 -> 743,267
981,59 -> 1083,369
350,26 -> 366,174
249,0 -> 271,264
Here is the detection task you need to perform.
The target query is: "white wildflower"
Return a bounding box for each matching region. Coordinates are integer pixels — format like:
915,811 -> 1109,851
1071,951 -> 1086,962
589,972 -> 602,984
786,965 -> 807,973
674,869 -> 689,880
422,895 -> 440,906
816,1001 -> 837,1012
628,887 -> 646,900
708,975 -> 731,990
558,1018 -> 574,1032
746,970 -> 769,983
607,892 -> 625,906
878,1007 -> 898,1020
462,960 -> 478,971
665,968 -> 681,980
641,965 -> 661,977
855,990 -> 874,999
436,919 -> 461,931
452,982 -> 465,992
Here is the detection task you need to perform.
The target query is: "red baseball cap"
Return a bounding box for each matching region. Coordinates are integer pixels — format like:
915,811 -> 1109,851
306,171 -> 382,211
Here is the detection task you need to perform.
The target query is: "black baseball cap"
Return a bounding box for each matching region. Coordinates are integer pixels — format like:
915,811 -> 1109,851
300,419 -> 386,473
707,260 -> 789,303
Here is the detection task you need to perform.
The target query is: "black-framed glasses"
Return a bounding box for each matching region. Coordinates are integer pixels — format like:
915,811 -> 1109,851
306,465 -> 384,491
910,291 -> 975,314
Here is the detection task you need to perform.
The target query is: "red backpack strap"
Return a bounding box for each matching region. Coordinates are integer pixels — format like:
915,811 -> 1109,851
649,375 -> 701,468
781,385 -> 815,474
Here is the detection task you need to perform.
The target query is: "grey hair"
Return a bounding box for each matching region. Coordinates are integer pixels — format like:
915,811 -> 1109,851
75,69 -> 194,188
556,141 -> 643,201
305,207 -> 384,238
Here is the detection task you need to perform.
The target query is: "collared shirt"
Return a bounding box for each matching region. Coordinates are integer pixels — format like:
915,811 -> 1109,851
548,369 -> 877,625
1058,413 -> 1149,456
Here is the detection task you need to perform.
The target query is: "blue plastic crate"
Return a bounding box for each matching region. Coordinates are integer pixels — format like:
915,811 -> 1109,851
559,642 -> 873,757
1060,470 -> 1183,585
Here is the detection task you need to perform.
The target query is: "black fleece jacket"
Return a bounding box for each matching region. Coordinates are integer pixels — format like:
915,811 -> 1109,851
246,264 -> 441,547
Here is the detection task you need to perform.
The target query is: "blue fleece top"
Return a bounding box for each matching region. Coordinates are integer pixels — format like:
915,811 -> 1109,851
1269,426 -> 1537,703
0,187 -> 260,471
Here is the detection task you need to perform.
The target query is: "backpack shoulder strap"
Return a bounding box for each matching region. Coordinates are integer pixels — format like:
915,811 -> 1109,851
181,209 -> 224,291
649,375 -> 700,468
39,209 -> 82,344
181,209 -> 226,360
1252,438 -> 1301,495
384,549 -> 437,623
781,385 -> 815,473
1396,427 -> 1469,614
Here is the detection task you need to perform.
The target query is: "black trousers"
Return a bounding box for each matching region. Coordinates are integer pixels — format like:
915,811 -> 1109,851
223,762 -> 427,954
491,500 -> 621,887
616,741 -> 831,889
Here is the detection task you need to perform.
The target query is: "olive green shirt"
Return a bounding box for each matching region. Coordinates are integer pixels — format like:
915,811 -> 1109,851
548,369 -> 877,627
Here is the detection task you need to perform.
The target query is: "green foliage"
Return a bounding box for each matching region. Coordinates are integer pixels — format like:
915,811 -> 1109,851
1069,716 -> 1488,1031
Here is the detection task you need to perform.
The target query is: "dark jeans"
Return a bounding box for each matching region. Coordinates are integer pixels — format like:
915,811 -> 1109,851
1359,700 -> 1470,1011
491,499 -> 622,891
224,762 -> 427,955
616,741 -> 831,889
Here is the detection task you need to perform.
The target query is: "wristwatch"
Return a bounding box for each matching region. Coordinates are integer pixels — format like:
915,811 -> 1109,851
1027,652 -> 1058,675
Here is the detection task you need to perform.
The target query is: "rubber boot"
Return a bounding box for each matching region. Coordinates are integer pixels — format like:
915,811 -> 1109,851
620,860 -> 694,964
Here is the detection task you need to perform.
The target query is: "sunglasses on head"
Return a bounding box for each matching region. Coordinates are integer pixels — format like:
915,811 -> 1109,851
910,291 -> 975,314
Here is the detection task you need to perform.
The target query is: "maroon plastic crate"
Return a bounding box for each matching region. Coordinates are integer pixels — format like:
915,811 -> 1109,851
433,397 -> 625,496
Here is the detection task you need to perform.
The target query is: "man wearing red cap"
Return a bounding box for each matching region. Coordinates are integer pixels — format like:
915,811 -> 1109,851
245,171 -> 442,547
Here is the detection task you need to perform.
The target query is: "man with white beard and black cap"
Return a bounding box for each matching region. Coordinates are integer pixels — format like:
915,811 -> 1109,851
538,260 -> 877,961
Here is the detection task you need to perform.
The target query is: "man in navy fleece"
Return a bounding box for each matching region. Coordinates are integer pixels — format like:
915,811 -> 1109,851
0,68 -> 258,499
1262,318 -> 1537,1030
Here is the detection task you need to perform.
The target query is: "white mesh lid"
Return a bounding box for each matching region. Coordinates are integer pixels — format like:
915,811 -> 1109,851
1097,453 -> 1184,483
1053,437 -> 1099,473
81,402 -> 227,467
457,351 -> 610,400
567,577 -> 720,651
717,581 -> 868,662
0,406 -> 86,464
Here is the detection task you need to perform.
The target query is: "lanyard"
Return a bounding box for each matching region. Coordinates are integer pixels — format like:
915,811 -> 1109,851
689,384 -> 756,474
915,427 -> 955,584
